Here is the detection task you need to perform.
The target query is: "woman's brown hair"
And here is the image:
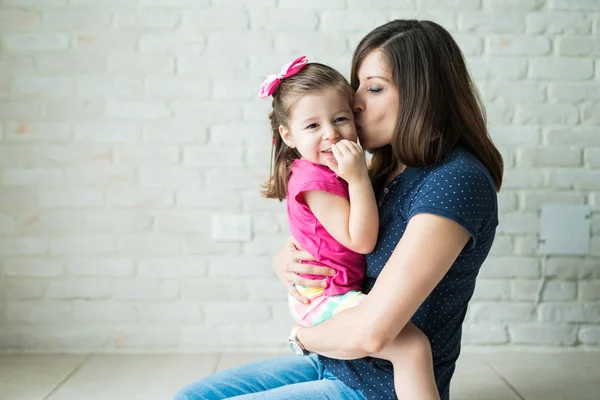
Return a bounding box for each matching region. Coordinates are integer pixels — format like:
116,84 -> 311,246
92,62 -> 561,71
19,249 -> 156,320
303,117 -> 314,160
261,63 -> 354,200
351,19 -> 503,191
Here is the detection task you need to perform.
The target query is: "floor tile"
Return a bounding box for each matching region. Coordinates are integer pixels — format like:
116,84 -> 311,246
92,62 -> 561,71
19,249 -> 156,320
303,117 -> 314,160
47,354 -> 218,400
481,350 -> 600,400
0,354 -> 86,400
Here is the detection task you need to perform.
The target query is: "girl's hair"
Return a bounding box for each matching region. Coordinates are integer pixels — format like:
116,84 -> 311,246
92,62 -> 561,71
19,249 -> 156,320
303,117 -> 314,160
261,63 -> 354,201
352,19 -> 503,191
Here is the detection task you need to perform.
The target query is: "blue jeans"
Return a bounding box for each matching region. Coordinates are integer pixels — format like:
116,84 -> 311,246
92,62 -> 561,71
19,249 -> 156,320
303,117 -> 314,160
173,354 -> 365,400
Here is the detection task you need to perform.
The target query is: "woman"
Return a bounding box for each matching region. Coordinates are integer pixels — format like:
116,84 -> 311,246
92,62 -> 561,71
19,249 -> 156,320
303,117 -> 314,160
175,19 -> 503,400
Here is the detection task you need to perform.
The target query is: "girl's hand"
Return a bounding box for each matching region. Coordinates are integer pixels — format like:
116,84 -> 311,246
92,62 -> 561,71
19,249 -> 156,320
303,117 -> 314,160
325,140 -> 369,185
273,237 -> 336,304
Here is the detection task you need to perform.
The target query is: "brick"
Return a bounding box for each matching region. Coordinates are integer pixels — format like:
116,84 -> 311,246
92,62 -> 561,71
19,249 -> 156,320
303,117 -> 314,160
212,79 -> 260,100
549,0 -> 600,11
3,303 -> 72,325
484,0 -> 544,10
74,32 -> 137,52
530,58 -> 594,80
43,10 -> 110,29
107,188 -> 173,208
115,10 -> 180,30
470,302 -> 535,322
497,213 -> 539,234
40,189 -> 104,208
521,191 -> 586,211
550,169 -> 600,190
243,234 -> 287,256
484,82 -> 545,102
180,279 -> 248,301
0,281 -> 45,300
2,258 -> 62,277
549,83 -> 600,102
139,0 -> 209,5
205,168 -> 266,189
3,33 -> 69,51
275,33 -> 347,55
185,235 -> 242,255
514,103 -> 579,125
539,303 -> 600,323
66,258 -> 134,277
177,56 -> 247,78
138,257 -> 207,278
592,236 -> 600,257
320,10 -> 389,32
143,122 -> 207,144
467,57 -> 527,79
480,256 -> 540,278
472,279 -> 510,300
579,325 -> 600,345
203,302 -> 270,325
173,101 -> 242,124
544,257 -> 600,279
145,76 -> 210,100
77,76 -> 144,99
6,122 -> 70,142
546,128 -> 600,147
482,102 -> 513,124
487,35 -> 551,56
71,0 -> 135,5
109,54 -> 174,75
211,214 -> 252,241
512,280 -> 576,301
527,13 -> 592,34
252,213 -> 280,234
453,35 -> 483,56
586,148 -> 600,168
183,146 -> 243,167
2,168 -> 63,186
155,211 -> 211,234
138,303 -> 202,324
517,147 -> 581,167
113,280 -> 179,300
0,188 -> 37,209
513,235 -> 540,255
110,327 -> 179,349
208,256 -> 275,278
502,169 -> 545,189
117,234 -> 180,256
0,102 -> 41,119
0,215 -> 17,234
245,145 -> 273,168
176,189 -> 241,209
51,235 -> 115,255
74,302 -> 137,323
66,166 -> 135,186
558,36 -> 600,56
459,13 -> 525,33
489,126 -> 540,146
279,0 -> 344,8
114,145 -> 179,166
488,235 -> 513,256
579,281 -> 600,301
47,280 -> 112,300
510,324 -> 578,346
17,210 -> 84,232
250,9 -> 317,31
141,33 -> 206,53
35,54 -> 106,74
461,324 -> 508,344
182,10 -> 248,30
242,190 -> 287,212
583,103 -> 600,125
210,123 -> 269,145
417,0 -> 481,10
106,101 -> 171,120
0,9 -> 40,29
139,166 -> 203,187
389,11 -> 457,31
212,0 -> 274,6
0,55 -> 36,75
74,122 -> 139,143
86,212 -> 153,233
43,100 -> 105,120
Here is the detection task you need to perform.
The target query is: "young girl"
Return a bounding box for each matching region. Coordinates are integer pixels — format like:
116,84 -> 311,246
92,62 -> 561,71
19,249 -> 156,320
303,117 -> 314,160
259,56 -> 440,400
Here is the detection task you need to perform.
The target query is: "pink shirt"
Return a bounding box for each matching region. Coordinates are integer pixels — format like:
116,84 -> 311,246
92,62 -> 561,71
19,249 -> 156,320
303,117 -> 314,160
287,159 -> 366,296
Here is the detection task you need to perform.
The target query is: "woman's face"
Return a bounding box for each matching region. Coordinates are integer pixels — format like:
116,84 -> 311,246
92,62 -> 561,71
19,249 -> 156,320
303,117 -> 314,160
353,50 -> 399,151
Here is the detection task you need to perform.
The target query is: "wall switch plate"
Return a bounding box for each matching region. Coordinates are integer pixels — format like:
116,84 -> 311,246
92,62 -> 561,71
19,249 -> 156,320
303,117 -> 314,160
539,204 -> 590,256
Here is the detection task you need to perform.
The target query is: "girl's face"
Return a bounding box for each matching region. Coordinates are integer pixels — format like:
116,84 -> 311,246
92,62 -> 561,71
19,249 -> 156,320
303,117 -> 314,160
353,50 -> 399,151
279,87 -> 357,166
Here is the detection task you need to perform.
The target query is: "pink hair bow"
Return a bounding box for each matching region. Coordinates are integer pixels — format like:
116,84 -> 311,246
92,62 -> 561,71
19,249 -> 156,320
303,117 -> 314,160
258,56 -> 308,98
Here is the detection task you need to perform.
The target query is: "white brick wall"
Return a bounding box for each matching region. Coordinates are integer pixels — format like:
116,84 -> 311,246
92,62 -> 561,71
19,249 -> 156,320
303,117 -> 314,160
0,0 -> 598,352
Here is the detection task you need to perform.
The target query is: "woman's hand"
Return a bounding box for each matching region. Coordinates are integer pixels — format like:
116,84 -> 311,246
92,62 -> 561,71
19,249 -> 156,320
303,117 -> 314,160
273,237 -> 336,304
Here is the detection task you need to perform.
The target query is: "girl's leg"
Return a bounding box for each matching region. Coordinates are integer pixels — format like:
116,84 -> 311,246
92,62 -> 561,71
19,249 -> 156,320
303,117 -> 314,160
373,322 -> 440,400
174,354 -> 323,400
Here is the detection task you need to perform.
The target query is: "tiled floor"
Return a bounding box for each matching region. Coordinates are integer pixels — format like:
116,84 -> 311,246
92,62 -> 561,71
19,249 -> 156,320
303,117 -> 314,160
1,349 -> 599,400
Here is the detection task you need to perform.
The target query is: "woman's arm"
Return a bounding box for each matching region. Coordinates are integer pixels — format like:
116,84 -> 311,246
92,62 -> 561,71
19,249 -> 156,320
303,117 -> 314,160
296,213 -> 471,358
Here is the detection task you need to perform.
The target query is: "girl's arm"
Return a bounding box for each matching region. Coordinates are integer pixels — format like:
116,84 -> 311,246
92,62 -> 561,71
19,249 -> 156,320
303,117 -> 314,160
296,213 -> 471,358
304,140 -> 378,254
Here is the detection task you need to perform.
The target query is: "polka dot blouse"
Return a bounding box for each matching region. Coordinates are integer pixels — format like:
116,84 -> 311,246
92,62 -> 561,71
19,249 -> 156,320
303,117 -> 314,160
320,146 -> 499,400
